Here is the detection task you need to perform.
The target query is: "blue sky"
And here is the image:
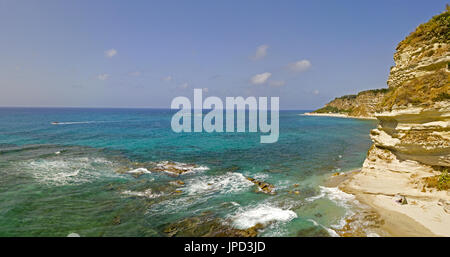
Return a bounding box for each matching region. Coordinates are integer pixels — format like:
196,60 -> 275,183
0,0 -> 447,109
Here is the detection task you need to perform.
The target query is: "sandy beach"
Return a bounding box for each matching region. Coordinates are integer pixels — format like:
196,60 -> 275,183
332,169 -> 450,237
301,112 -> 377,120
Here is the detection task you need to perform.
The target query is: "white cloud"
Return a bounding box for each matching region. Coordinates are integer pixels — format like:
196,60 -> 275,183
97,74 -> 109,80
129,71 -> 141,76
104,49 -> 117,58
288,60 -> 311,72
253,44 -> 269,60
313,90 -> 320,95
250,72 -> 271,84
163,76 -> 173,82
269,80 -> 285,87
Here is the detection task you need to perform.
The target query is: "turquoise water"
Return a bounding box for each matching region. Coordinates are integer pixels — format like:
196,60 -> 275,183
0,108 -> 376,236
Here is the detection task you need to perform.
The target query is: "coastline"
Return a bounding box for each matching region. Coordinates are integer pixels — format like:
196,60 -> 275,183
301,112 -> 377,120
331,170 -> 449,237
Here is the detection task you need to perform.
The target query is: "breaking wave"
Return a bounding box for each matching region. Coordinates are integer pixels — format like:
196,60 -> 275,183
16,156 -> 122,186
230,203 -> 297,229
183,172 -> 253,195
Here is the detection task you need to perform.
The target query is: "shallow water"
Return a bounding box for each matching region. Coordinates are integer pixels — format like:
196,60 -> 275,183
0,108 -> 377,236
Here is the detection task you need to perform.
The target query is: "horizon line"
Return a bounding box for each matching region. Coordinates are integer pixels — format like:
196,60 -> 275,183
0,105 -> 315,111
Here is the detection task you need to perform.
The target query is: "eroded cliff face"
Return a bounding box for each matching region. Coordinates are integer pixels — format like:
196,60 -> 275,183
341,8 -> 450,236
367,6 -> 449,177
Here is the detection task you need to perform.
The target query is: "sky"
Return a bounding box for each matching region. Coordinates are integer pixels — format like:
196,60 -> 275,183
0,0 -> 447,109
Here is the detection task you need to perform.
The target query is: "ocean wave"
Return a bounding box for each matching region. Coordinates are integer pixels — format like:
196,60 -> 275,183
16,156 -> 121,186
305,186 -> 360,231
146,173 -> 252,217
307,219 -> 339,237
50,121 -> 114,125
125,168 -> 152,175
229,204 -> 297,229
306,186 -> 356,207
183,172 -> 253,195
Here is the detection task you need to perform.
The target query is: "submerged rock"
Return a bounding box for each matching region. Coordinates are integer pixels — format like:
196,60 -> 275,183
246,177 -> 276,195
113,216 -> 121,225
117,160 -> 209,178
169,180 -> 185,186
163,215 -> 265,237
153,161 -> 208,176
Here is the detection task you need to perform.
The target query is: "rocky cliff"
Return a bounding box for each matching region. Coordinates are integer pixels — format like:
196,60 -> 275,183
314,89 -> 388,117
340,7 -> 450,236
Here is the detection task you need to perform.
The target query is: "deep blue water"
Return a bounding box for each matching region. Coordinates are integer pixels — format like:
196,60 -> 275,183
0,108 -> 377,236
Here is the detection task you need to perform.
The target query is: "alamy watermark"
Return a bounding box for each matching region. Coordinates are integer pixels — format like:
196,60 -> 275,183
171,89 -> 279,143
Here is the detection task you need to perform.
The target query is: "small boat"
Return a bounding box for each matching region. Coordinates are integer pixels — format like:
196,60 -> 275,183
51,121 -> 60,125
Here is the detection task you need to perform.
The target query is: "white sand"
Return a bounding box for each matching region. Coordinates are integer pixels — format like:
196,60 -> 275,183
340,166 -> 450,237
301,112 -> 376,120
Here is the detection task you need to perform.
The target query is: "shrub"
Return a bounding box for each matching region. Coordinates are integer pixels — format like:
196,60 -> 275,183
438,170 -> 450,190
424,169 -> 450,191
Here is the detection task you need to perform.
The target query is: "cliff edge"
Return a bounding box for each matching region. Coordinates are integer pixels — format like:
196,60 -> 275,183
340,7 -> 450,236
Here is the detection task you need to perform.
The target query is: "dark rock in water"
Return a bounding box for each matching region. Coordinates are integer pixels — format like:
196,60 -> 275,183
153,161 -> 207,176
113,216 -> 121,225
246,177 -> 276,195
227,165 -> 241,172
296,226 -> 330,237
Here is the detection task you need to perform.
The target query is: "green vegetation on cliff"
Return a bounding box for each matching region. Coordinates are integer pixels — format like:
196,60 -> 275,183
424,169 -> 450,191
314,105 -> 351,114
397,5 -> 450,51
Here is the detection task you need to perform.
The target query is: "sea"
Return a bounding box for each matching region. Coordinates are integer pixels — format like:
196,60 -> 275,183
0,107 -> 377,236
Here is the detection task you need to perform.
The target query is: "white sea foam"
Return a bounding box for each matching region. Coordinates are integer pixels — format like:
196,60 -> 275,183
146,173 -> 252,217
230,201 -> 240,206
122,189 -> 162,199
306,186 -> 356,207
51,121 -> 114,125
154,161 -> 209,175
18,157 -> 120,186
125,168 -> 151,175
305,186 -> 359,231
184,172 -> 253,195
230,204 -> 297,229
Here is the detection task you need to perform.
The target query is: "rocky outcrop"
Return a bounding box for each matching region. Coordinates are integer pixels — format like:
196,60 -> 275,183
340,7 -> 450,236
369,103 -> 449,167
364,6 -> 449,178
246,177 -> 276,195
